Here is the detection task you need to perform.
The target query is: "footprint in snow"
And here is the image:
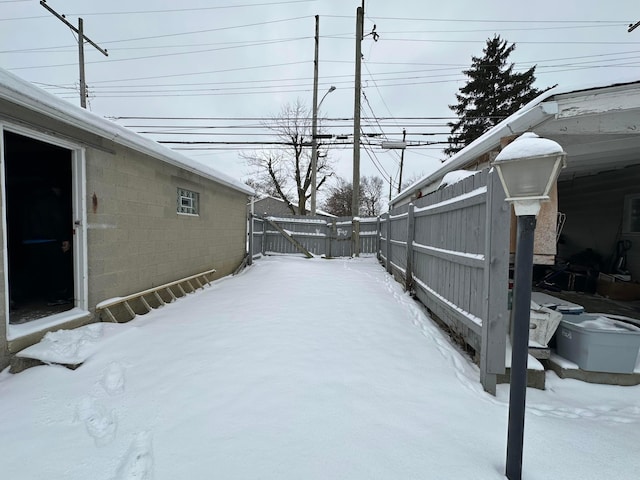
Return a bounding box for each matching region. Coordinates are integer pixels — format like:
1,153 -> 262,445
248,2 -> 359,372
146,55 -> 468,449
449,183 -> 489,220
112,431 -> 154,480
101,361 -> 126,396
76,396 -> 117,447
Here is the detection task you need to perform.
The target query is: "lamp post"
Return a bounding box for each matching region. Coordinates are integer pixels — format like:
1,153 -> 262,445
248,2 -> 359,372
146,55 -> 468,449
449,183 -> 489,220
310,85 -> 336,215
492,132 -> 566,480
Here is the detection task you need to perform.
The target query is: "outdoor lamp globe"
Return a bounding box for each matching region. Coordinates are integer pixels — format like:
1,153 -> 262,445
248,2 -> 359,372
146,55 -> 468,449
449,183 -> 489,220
492,132 -> 566,216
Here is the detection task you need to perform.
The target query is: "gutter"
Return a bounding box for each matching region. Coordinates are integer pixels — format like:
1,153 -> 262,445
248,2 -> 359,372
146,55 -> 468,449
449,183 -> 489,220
391,89 -> 561,206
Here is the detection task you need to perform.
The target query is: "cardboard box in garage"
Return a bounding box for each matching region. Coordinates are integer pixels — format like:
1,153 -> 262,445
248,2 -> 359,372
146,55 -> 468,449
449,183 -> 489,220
597,273 -> 640,301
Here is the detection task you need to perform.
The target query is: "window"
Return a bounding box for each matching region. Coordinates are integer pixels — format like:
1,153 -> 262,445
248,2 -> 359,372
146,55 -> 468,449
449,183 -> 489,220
623,193 -> 640,234
177,188 -> 199,215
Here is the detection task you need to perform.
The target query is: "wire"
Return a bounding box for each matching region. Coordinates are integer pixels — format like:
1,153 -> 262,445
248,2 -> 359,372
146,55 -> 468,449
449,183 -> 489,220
0,36 -> 310,54
325,15 -> 629,24
93,61 -> 310,85
103,16 -> 312,46
362,62 -> 406,173
66,1 -> 317,16
361,138 -> 397,190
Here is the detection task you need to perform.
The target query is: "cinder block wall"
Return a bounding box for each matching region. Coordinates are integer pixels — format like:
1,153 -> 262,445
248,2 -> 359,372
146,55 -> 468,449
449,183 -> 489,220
86,145 -> 249,311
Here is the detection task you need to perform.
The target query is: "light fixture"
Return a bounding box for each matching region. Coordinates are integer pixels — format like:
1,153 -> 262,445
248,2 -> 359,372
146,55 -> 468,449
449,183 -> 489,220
493,132 -> 566,217
492,132 -> 566,480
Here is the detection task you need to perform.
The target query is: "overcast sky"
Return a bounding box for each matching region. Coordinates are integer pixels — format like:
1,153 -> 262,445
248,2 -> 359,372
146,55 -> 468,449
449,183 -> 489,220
2,0 -> 639,202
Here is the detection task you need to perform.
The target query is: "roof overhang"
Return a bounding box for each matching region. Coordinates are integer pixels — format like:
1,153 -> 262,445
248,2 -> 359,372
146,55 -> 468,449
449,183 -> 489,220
532,84 -> 640,181
392,79 -> 640,206
0,68 -> 254,196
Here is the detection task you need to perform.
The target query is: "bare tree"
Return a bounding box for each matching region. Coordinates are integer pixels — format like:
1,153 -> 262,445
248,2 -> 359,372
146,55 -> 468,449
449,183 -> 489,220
360,175 -> 384,216
242,99 -> 333,215
323,177 -> 352,217
322,175 -> 384,217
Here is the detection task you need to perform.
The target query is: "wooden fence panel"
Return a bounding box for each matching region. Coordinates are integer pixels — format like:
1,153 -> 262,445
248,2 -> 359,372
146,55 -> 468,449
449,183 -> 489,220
359,218 -> 379,254
329,217 -> 353,258
392,168 -> 509,394
252,215 -> 380,258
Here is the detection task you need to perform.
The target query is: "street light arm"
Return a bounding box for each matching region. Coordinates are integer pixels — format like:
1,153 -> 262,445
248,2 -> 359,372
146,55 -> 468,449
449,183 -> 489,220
318,86 -> 337,110
311,85 -> 336,215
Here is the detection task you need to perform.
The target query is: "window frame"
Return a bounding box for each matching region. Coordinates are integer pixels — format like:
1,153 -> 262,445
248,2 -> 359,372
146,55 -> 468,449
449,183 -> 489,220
177,187 -> 200,216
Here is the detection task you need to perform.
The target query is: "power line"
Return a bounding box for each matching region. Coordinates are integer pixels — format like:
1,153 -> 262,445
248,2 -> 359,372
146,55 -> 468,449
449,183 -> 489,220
9,37 -> 310,71
324,15 -> 630,24
98,15 -> 312,46
349,37 -> 640,46
67,1 -> 316,17
0,36 -> 310,55
374,24 -> 627,34
88,61 -> 310,85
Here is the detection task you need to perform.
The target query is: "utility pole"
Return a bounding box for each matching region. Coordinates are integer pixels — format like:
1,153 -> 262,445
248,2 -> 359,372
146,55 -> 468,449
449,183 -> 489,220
352,2 -> 364,256
397,128 -> 407,193
310,15 -> 320,215
40,0 -> 108,108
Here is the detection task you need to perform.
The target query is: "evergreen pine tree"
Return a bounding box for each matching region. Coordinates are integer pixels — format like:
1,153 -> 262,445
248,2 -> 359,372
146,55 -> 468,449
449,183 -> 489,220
446,35 -> 543,156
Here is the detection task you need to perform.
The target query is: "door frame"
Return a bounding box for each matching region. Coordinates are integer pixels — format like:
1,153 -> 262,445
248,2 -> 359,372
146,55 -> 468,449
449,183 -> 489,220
1,122 -> 89,339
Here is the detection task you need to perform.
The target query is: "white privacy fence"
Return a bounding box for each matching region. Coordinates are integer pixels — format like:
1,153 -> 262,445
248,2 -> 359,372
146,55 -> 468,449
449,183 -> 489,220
249,215 -> 379,259
380,168 -> 510,394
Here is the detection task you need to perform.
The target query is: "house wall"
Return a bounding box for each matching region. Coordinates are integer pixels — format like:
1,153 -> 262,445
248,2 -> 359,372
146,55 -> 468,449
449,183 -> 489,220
557,164 -> 640,279
86,145 -> 249,310
0,100 -> 249,369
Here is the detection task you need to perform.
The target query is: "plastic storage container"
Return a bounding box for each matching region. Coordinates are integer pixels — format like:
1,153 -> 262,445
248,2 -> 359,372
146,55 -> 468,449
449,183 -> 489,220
556,314 -> 640,373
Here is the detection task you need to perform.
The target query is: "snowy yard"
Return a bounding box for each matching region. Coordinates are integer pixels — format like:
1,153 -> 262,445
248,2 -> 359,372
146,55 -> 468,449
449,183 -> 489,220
1,256 -> 639,479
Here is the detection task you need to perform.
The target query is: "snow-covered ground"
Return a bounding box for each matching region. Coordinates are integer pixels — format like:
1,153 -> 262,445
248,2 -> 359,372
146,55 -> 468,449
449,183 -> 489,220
1,256 -> 638,479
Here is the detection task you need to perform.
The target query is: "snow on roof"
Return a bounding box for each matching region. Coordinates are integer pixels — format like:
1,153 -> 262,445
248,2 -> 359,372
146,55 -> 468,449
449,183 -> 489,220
253,195 -> 337,217
392,76 -> 640,205
0,67 -> 253,196
437,170 -> 477,189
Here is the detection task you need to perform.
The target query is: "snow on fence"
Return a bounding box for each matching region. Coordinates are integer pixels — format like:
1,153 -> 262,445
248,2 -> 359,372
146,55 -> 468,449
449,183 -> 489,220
381,168 -> 510,394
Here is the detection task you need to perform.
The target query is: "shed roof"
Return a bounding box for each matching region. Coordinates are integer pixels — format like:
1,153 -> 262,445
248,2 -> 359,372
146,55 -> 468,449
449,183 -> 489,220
252,195 -> 337,218
0,68 -> 253,196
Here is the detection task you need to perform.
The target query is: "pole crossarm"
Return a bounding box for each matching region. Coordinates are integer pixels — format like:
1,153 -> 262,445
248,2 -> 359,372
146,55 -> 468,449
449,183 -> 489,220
40,0 -> 108,108
40,1 -> 109,56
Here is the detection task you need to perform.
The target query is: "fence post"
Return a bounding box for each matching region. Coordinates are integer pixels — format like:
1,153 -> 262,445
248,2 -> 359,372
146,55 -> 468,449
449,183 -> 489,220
261,217 -> 266,255
480,170 -> 510,395
376,216 -> 381,261
352,217 -> 360,257
405,203 -> 416,291
325,221 -> 332,258
248,213 -> 254,266
385,213 -> 392,274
